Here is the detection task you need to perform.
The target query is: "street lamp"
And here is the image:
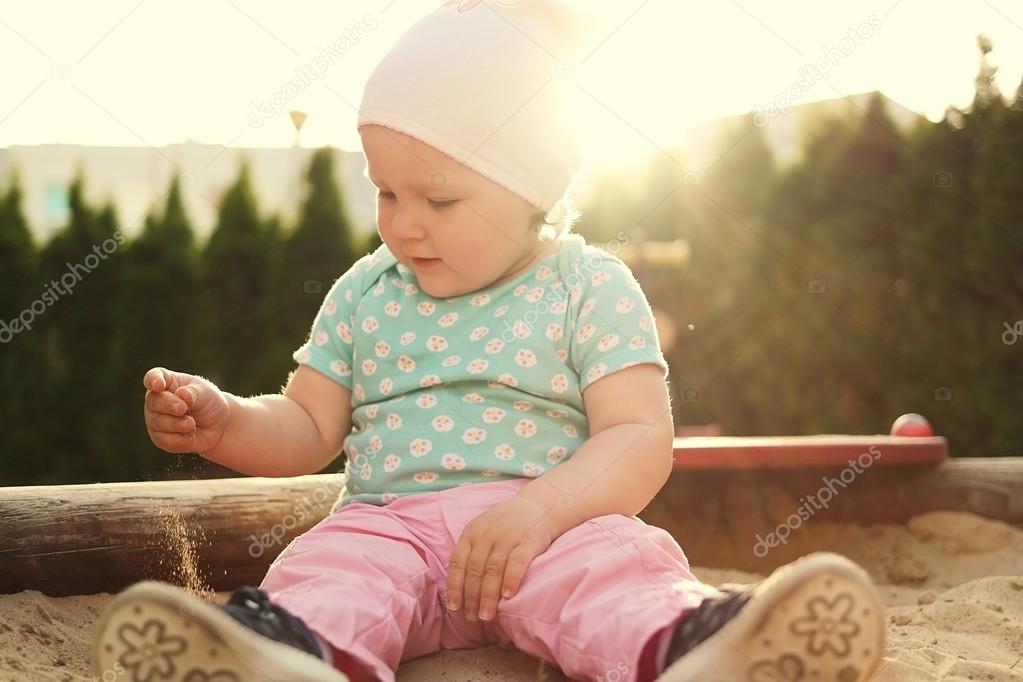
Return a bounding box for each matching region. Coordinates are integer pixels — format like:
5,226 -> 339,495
289,110 -> 308,218
289,110 -> 308,147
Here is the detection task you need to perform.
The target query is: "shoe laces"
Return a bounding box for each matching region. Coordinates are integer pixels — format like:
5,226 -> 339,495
222,586 -> 323,658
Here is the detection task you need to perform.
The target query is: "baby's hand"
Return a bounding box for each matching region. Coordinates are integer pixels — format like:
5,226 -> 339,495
445,496 -> 558,622
142,367 -> 230,455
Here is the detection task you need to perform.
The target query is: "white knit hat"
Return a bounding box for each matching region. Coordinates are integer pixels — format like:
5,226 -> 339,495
357,0 -> 596,215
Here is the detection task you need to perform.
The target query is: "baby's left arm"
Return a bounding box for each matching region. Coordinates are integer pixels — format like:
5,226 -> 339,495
513,251 -> 677,534
514,361 -> 675,536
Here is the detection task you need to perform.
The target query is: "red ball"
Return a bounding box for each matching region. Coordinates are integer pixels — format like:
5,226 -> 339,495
890,413 -> 934,437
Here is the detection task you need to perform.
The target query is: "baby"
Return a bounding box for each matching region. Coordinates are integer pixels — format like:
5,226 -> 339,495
93,2 -> 885,681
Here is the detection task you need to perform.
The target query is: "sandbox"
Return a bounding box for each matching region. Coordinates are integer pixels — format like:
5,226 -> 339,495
2,438 -> 1022,680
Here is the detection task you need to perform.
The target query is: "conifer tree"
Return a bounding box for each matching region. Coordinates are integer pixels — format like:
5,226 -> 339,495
119,176 -> 203,479
37,176 -> 130,481
197,161 -> 278,398
85,202 -> 132,478
0,173 -> 47,484
263,147 -> 358,394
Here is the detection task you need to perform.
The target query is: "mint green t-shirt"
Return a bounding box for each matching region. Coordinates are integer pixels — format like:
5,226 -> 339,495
292,233 -> 669,511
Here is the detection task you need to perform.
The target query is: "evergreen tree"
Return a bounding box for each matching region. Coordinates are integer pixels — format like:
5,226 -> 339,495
197,161 -> 279,398
0,172 -> 47,484
973,34 -> 1001,109
713,100 -> 909,436
935,36 -> 1023,455
118,176 -> 204,479
262,147 -> 358,395
85,201 -> 132,478
37,175 -> 129,481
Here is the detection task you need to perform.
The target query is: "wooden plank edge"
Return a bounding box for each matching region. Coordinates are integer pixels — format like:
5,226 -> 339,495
2,456 -> 1020,596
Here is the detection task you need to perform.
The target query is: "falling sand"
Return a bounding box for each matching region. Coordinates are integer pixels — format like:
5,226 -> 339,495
155,508 -> 214,603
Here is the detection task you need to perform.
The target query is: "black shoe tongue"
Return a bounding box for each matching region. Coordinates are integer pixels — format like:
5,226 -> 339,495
221,586 -> 323,658
664,586 -> 756,665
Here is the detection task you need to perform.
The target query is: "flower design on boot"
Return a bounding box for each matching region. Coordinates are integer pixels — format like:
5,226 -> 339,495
748,653 -> 805,682
117,619 -> 186,682
789,593 -> 859,656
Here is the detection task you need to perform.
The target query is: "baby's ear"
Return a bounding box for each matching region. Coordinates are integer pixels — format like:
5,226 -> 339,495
530,208 -> 546,228
543,198 -> 581,239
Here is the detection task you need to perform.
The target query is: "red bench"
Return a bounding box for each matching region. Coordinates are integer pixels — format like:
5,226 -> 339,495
671,414 -> 947,469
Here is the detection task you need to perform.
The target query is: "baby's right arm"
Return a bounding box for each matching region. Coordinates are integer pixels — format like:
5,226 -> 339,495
142,365 -> 352,477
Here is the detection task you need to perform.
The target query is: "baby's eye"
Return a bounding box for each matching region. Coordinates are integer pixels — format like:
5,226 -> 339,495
376,191 -> 455,209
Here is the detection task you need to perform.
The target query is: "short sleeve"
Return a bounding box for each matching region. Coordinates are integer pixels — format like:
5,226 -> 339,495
291,260 -> 366,390
568,254 -> 669,392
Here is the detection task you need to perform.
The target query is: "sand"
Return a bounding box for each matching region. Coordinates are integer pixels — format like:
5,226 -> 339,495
2,510 -> 1022,681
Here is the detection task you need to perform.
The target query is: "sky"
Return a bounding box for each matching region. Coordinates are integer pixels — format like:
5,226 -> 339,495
2,0 -> 1022,163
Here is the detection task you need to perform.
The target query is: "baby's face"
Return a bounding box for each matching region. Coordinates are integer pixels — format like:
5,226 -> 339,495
360,125 -> 549,298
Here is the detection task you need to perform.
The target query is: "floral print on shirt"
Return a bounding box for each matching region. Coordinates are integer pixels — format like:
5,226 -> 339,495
292,233 -> 668,510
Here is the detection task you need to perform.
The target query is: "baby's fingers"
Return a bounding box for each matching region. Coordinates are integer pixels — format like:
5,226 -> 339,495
145,389 -> 188,416
446,541 -> 470,611
148,411 -> 196,434
149,429 -> 200,455
478,550 -> 508,621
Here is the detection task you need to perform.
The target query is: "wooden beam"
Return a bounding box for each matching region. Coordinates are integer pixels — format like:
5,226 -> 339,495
0,474 -> 344,597
645,457 -> 1023,575
1,457 -> 1019,597
671,435 -> 947,469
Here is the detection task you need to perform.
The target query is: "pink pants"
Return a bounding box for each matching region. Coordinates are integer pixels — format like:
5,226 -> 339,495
260,477 -> 717,682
